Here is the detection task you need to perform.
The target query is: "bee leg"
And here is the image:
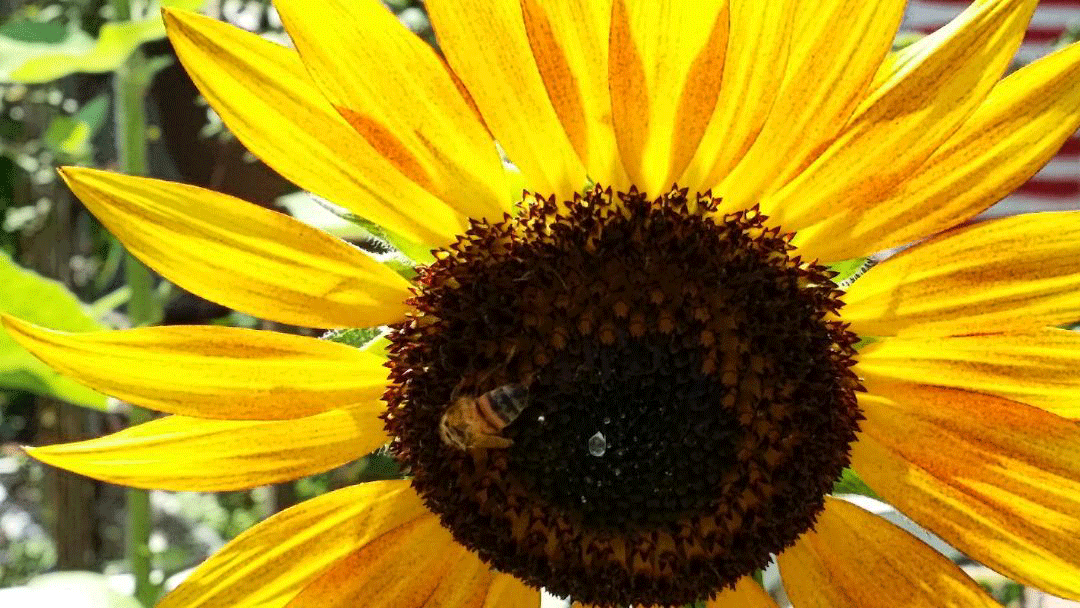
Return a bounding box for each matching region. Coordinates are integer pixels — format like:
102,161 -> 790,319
476,435 -> 514,449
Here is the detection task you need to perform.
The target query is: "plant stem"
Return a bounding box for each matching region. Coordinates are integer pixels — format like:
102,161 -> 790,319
121,263 -> 157,597
114,51 -> 148,175
125,252 -> 155,326
124,406 -> 154,606
110,0 -> 157,603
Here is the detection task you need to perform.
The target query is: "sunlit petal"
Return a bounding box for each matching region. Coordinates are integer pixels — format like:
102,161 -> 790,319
60,167 -> 411,328
483,573 -> 539,608
682,0 -> 795,190
26,407 -> 385,491
706,577 -> 778,608
273,0 -> 508,222
519,0 -> 627,189
286,518 -> 505,608
844,211 -> 1080,336
427,0 -> 586,199
163,9 -> 464,246
796,40 -> 1080,262
159,481 -> 428,608
715,0 -> 905,211
2,318 -> 388,419
858,329 -> 1080,418
780,497 -> 998,608
852,382 -> 1080,600
608,0 -> 729,195
766,0 -> 1036,230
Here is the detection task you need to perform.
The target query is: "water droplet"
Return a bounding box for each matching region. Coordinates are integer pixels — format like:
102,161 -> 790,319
588,431 -> 607,457
603,417 -> 611,425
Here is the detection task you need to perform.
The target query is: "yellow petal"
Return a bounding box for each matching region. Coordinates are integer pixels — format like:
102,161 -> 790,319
766,0 -> 1036,231
843,210 -> 1080,337
706,577 -> 778,608
483,574 -> 539,608
715,0 -> 905,211
519,0 -> 627,189
60,167 -> 410,329
286,517 -> 488,608
608,0 -> 729,195
272,0 -> 507,223
159,480 -> 427,608
865,29 -> 937,94
163,9 -> 463,247
852,382 -> 1080,600
427,0 -> 586,200
681,0 -> 795,191
430,549 -> 496,608
779,497 -> 998,608
858,329 -> 1080,419
25,407 -> 384,491
796,40 -> 1080,262
2,318 -> 388,419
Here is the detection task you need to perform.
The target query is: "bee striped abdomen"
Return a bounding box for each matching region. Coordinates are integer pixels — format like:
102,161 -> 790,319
477,384 -> 529,428
439,382 -> 531,450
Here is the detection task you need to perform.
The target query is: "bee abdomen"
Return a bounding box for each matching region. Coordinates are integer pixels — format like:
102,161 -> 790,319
481,384 -> 529,425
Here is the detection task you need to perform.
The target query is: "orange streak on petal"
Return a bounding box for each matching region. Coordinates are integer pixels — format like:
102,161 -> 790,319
608,0 -> 650,187
521,0 -> 589,168
668,5 -> 729,186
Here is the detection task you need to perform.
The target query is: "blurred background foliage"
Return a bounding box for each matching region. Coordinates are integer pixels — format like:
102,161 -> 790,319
0,0 -> 418,604
0,0 -> 1074,606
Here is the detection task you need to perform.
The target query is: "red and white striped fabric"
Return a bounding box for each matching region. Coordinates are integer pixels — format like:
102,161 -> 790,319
905,0 -> 1080,216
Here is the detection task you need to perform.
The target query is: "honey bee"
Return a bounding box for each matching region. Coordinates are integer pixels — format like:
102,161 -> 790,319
439,381 -> 532,450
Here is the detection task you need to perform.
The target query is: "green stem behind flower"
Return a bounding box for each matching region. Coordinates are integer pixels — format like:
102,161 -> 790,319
124,406 -> 154,607
110,0 -> 159,603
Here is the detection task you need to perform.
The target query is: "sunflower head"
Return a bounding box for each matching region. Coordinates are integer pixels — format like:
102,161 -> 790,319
385,185 -> 862,606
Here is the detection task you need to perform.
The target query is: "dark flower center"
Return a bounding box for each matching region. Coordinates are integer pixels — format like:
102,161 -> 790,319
384,186 -> 862,607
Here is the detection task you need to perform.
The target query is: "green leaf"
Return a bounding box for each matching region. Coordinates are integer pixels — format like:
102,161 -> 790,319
1,21 -> 145,84
140,53 -> 175,80
279,191 -> 433,263
277,191 -> 420,279
892,30 -> 925,52
85,285 -> 131,319
74,93 -> 110,130
827,256 -> 874,288
355,450 -> 404,481
43,94 -> 109,158
0,0 -> 204,84
43,115 -> 90,157
0,20 -> 68,44
0,252 -> 109,410
358,217 -> 435,265
361,334 -> 390,356
321,327 -> 382,350
276,191 -> 375,241
831,468 -> 880,500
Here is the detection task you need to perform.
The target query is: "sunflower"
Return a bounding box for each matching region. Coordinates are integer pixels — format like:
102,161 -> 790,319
7,0 -> 1080,605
